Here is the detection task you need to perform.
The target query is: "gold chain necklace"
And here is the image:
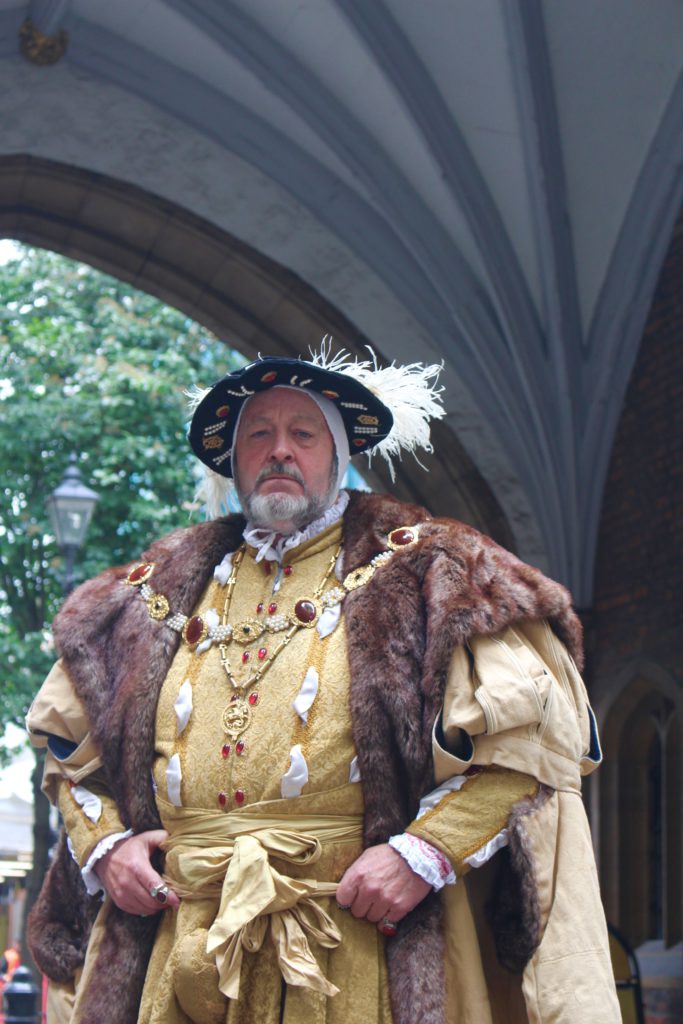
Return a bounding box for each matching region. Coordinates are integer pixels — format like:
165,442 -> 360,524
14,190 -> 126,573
218,541 -> 342,744
125,525 -> 421,653
125,523 -> 422,688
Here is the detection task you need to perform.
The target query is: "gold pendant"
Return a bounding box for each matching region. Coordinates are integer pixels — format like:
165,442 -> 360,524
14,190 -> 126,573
146,593 -> 170,620
343,563 -> 377,591
231,618 -> 265,645
222,698 -> 252,741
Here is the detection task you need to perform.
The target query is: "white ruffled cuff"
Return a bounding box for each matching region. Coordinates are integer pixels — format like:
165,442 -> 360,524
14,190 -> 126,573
464,827 -> 509,868
388,833 -> 456,891
80,829 -> 134,897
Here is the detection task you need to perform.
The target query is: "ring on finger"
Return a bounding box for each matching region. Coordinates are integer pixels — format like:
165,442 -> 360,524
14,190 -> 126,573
379,917 -> 398,937
149,883 -> 170,904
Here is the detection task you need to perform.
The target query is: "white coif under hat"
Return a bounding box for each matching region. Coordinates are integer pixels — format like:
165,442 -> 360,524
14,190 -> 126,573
188,342 -> 445,482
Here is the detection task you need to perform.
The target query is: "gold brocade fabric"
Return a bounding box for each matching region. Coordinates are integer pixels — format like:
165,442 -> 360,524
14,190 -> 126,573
158,795 -> 363,1000
138,523 -> 394,1024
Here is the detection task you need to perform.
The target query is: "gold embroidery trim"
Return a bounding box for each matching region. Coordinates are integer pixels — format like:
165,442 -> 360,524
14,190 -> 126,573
409,771 -> 539,866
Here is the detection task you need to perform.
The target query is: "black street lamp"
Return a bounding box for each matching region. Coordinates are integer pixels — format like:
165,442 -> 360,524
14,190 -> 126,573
47,455 -> 100,595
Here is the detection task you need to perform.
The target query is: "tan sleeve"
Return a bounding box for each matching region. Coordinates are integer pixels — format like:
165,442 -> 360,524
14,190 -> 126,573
438,631 -> 554,749
27,659 -> 103,803
56,773 -> 128,867
407,766 -> 538,876
29,661 -> 128,867
432,645 -> 480,783
433,622 -> 601,789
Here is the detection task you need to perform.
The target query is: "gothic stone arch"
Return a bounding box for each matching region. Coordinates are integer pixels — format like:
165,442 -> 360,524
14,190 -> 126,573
0,153 -> 514,548
598,666 -> 682,948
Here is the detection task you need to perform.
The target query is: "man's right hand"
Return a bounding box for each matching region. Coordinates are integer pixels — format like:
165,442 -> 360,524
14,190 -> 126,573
94,830 -> 180,915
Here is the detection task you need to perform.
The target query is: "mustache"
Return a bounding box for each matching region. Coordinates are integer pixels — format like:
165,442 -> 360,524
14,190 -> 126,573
254,462 -> 305,488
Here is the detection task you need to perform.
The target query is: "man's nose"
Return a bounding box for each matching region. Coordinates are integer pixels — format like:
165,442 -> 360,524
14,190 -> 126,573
269,431 -> 294,462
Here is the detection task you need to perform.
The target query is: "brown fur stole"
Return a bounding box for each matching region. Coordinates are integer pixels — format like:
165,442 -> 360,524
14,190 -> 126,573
342,493 -> 580,1023
29,491 -> 581,1024
29,516 -> 245,1023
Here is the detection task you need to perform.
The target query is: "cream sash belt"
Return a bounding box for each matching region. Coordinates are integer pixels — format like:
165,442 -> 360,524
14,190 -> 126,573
157,794 -> 363,1001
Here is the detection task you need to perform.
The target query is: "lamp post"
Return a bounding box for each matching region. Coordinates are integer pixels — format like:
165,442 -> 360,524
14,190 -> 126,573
47,454 -> 100,595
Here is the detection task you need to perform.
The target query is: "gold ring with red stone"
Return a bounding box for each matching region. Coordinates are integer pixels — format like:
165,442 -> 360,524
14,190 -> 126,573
293,597 -> 319,628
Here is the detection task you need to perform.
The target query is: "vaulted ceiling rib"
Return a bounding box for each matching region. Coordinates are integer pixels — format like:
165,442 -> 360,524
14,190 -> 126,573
2,0 -> 682,605
579,70 -> 683,592
164,0 -> 569,556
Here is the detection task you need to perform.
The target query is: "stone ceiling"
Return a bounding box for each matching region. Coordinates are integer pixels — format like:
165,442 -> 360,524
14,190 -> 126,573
1,0 -> 682,602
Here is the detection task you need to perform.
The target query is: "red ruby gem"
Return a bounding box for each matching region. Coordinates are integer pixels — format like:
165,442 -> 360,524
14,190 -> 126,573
257,647 -> 267,660
294,599 -> 316,624
184,616 -> 205,645
222,744 -> 231,758
218,792 -> 227,807
257,602 -> 264,613
216,405 -> 230,418
236,740 -> 245,755
390,528 -> 415,547
268,602 -> 277,614
284,566 -> 293,576
248,692 -> 259,706
242,651 -> 250,663
128,563 -> 152,583
234,789 -> 246,805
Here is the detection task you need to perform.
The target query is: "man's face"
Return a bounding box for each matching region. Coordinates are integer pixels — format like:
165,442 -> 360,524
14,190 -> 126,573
233,388 -> 337,532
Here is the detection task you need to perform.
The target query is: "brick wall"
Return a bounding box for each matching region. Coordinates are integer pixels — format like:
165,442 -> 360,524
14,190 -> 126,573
591,207 -> 683,1024
591,207 -> 683,688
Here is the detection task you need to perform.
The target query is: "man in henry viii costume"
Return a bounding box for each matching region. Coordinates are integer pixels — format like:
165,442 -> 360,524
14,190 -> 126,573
27,347 -> 620,1024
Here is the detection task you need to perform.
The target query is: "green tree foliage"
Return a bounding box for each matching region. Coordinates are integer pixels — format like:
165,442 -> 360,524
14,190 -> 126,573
0,244 -> 243,734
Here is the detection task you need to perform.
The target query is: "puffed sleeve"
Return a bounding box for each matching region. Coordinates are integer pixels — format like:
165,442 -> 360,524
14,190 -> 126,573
405,621 -> 600,877
433,622 -> 602,791
27,659 -> 103,802
27,660 -> 128,866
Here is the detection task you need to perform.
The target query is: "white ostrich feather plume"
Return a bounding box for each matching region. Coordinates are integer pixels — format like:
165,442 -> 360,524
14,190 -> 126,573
193,467 -> 233,520
185,384 -> 212,413
311,338 -> 445,480
186,385 -> 233,517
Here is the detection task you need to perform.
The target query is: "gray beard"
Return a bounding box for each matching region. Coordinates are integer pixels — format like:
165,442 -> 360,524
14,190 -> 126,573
233,454 -> 339,533
243,489 -> 330,532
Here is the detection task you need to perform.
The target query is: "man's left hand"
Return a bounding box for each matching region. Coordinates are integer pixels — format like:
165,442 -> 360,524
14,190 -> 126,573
336,843 -> 431,930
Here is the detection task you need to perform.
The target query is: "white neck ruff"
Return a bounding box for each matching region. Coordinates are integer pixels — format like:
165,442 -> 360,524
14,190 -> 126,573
242,490 -> 349,564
